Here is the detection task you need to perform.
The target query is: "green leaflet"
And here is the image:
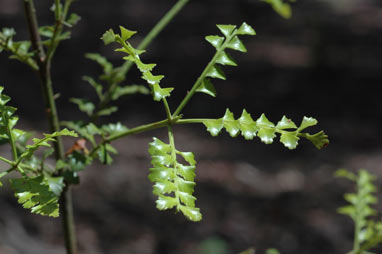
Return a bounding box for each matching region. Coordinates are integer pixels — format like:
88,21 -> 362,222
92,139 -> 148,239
70,98 -> 95,116
19,129 -> 77,161
0,28 -> 38,70
197,22 -> 255,98
335,169 -> 382,253
103,26 -> 174,102
203,109 -> 329,150
148,137 -> 201,222
262,0 -> 293,19
9,175 -> 60,217
0,86 -> 21,144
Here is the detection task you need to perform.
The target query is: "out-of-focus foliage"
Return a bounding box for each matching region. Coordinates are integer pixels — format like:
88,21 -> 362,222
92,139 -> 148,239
336,169 -> 382,254
0,86 -> 77,216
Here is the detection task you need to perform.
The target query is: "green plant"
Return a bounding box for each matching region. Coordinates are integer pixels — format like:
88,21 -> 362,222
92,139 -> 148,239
0,0 -> 331,253
336,169 -> 382,254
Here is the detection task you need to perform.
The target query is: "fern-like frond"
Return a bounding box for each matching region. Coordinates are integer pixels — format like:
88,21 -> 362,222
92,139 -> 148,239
336,169 -> 381,254
9,175 -> 60,217
102,26 -> 174,102
196,22 -> 256,98
203,109 -> 329,149
148,137 -> 201,222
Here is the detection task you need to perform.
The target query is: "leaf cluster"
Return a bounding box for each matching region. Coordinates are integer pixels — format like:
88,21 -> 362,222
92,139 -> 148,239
72,53 -> 149,120
203,109 -> 329,149
0,28 -> 38,70
0,86 -> 77,216
148,137 -> 201,221
336,169 -> 382,254
196,23 -> 255,98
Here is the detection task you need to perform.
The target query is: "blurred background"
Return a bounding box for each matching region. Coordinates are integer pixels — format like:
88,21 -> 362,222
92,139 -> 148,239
0,0 -> 381,253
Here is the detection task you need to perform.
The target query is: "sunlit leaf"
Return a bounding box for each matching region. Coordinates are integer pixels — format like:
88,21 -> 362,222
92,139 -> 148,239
238,109 -> 258,140
101,29 -> 116,45
237,22 -> 256,35
10,175 -> 60,217
216,51 -> 237,66
216,24 -> 236,37
196,79 -> 216,97
206,65 -> 226,80
148,137 -> 201,221
205,35 -> 224,49
119,26 -> 137,41
227,36 -> 247,52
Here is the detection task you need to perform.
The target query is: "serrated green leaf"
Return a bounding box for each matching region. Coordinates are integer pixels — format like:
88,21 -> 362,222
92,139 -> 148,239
177,151 -> 196,166
257,127 -> 276,144
39,26 -> 54,38
216,24 -> 236,37
97,106 -> 118,117
152,83 -> 173,101
177,164 -> 196,181
102,122 -> 129,136
179,205 -> 202,222
237,22 -> 256,35
142,72 -> 164,85
19,129 -> 77,160
205,35 -> 224,49
196,79 -> 216,97
112,84 -> 150,100
276,116 -> 297,130
10,175 -> 59,217
223,109 -> 240,137
298,117 -> 318,132
66,13 -> 81,26
119,26 -> 137,41
82,76 -> 103,100
206,65 -> 226,80
148,137 -> 200,221
179,191 -> 196,207
203,119 -> 224,136
70,98 -> 95,116
227,36 -> 247,52
280,132 -> 299,149
263,0 -> 292,19
156,195 -> 177,210
153,180 -> 176,195
45,176 -> 64,196
85,53 -> 113,74
216,51 -> 237,66
304,131 -> 329,149
101,29 -> 116,45
238,109 -> 258,140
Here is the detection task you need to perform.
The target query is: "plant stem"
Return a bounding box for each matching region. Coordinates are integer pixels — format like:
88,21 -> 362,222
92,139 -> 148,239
0,156 -> 13,165
172,30 -> 237,117
23,1 -> 77,253
94,0 -> 189,119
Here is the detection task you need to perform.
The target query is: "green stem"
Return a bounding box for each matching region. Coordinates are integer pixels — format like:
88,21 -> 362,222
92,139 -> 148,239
0,156 -> 13,165
93,0 -> 189,120
353,180 -> 362,254
5,116 -> 18,161
23,1 -> 77,254
162,98 -> 172,121
172,31 -> 237,117
167,125 -> 180,207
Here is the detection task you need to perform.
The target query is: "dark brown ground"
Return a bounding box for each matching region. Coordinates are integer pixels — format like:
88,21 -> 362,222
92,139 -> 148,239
0,0 -> 381,253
